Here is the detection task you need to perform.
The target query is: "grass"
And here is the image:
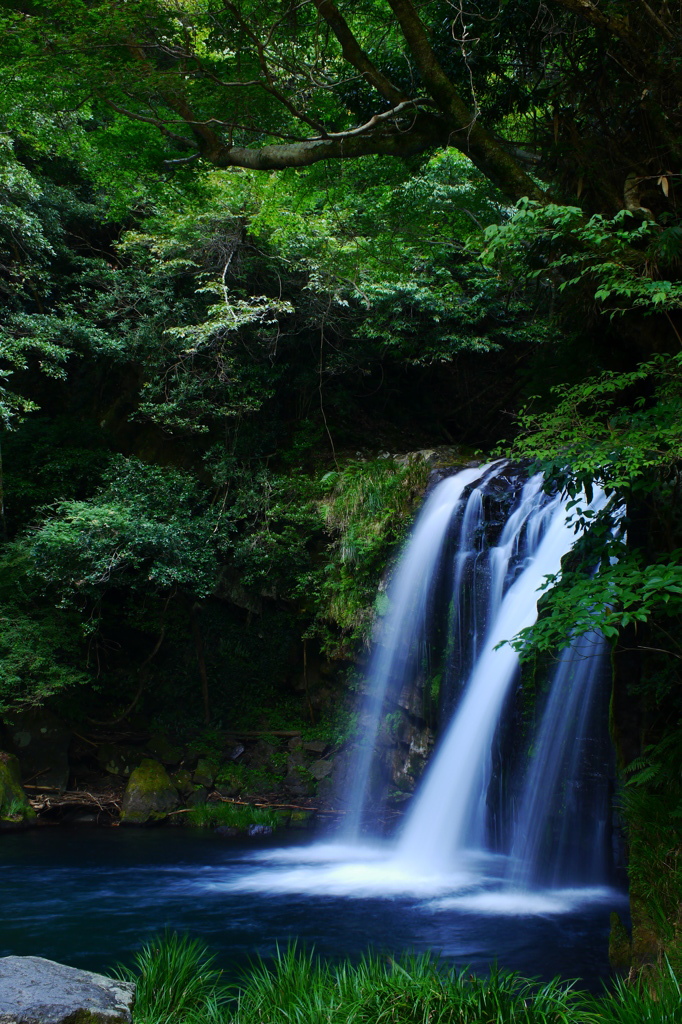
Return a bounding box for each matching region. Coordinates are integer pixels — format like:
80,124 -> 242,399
115,932 -> 228,1024
2,797 -> 26,820
117,935 -> 682,1024
187,801 -> 285,829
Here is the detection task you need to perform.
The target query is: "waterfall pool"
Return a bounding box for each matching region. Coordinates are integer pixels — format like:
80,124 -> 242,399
0,827 -> 627,989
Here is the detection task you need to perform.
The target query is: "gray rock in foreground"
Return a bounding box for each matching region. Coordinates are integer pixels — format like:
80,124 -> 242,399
0,956 -> 135,1024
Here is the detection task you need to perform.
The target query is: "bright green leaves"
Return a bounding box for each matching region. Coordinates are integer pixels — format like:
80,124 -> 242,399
511,555 -> 682,657
29,457 -> 222,609
485,201 -> 682,320
509,353 -> 682,499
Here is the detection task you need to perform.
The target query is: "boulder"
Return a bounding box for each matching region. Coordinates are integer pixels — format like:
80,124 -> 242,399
214,825 -> 241,838
169,768 -> 194,796
303,740 -> 328,755
120,759 -> 179,825
283,767 -> 315,798
0,753 -> 35,824
308,758 -> 333,781
0,955 -> 135,1024
6,710 -> 71,793
288,810 -> 315,829
246,824 -> 273,837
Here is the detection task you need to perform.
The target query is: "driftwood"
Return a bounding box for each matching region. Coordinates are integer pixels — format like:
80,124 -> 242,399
169,796 -> 345,817
28,789 -> 122,815
211,795 -> 345,815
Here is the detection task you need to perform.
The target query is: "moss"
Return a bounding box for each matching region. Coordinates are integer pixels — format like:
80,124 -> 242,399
63,1010 -> 129,1024
120,758 -> 179,825
0,751 -> 35,822
608,911 -> 632,971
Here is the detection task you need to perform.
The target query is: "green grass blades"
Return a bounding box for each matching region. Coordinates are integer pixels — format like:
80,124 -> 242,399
231,946 -> 586,1024
117,936 -> 682,1024
114,931 -> 228,1024
587,960 -> 682,1023
187,801 -> 285,829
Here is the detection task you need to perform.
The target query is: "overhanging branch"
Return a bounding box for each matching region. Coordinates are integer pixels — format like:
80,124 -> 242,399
207,126 -> 448,169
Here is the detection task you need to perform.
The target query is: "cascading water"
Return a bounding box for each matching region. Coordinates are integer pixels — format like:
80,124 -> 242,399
343,461 -> 502,834
394,473 -> 607,873
2,463 -> 625,990
508,631 -> 613,889
223,462 -> 623,939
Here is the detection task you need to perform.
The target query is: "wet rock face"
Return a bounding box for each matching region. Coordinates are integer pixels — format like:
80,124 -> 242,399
119,758 -> 179,824
0,956 -> 135,1023
0,752 -> 35,824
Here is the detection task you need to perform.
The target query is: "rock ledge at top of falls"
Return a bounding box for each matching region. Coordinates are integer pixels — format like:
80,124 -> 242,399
0,956 -> 135,1024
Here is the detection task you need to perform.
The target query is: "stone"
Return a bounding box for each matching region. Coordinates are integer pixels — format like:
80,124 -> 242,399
187,786 -> 209,806
0,955 -> 135,1024
246,824 -> 273,837
0,753 -> 35,824
608,911 -> 632,972
6,710 -> 71,793
302,740 -> 328,755
246,739 -> 277,770
169,768 -> 194,796
214,825 -> 241,838
308,758 -> 333,781
119,759 -> 179,825
288,810 -> 315,829
283,767 -> 315,798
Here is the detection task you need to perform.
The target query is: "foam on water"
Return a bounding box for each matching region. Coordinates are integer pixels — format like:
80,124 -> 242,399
207,841 -> 622,916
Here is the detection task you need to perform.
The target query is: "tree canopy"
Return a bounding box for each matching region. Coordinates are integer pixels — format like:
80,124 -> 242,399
2,0 -> 681,211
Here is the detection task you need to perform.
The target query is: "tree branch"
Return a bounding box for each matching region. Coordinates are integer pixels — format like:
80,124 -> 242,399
102,98 -> 198,150
312,0 -> 408,107
546,0 -> 646,47
207,125 -> 448,169
320,97 -> 437,138
385,0 -> 543,200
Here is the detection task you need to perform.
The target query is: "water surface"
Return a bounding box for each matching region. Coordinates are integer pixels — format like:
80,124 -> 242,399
0,828 -> 625,989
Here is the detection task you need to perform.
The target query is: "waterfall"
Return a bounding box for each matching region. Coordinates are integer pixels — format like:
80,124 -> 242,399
508,631 -> 612,889
343,461 -> 502,834
346,464 -> 606,880
230,463 -> 619,917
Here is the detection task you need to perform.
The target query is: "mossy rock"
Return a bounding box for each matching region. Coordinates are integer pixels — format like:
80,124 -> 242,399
288,810 -> 315,829
146,734 -> 183,765
630,895 -> 662,969
608,911 -> 632,971
0,751 -> 36,823
120,758 -> 179,825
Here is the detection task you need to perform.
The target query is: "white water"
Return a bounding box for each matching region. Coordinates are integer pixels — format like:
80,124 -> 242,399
508,631 -> 610,888
396,476 -> 605,870
344,461 -> 500,833
223,466 -> 620,915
